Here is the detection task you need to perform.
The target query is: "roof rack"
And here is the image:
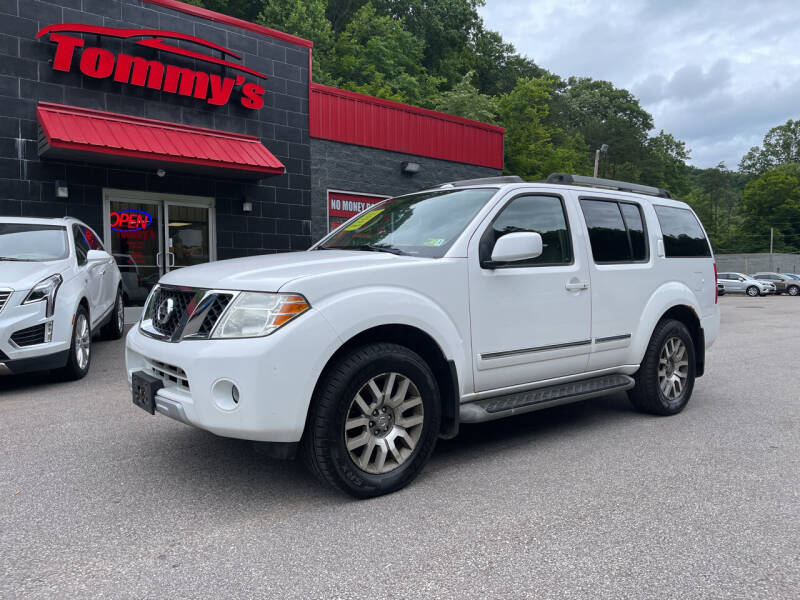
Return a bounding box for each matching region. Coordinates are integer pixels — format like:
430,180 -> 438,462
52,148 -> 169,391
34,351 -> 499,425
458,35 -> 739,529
427,175 -> 524,190
545,173 -> 672,199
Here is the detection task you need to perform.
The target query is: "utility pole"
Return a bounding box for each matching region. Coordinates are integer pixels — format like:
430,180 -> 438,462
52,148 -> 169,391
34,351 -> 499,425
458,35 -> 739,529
769,227 -> 774,271
593,144 -> 608,177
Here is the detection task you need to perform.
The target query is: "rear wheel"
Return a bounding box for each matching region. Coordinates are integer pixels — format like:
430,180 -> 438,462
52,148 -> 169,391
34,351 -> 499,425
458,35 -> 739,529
302,343 -> 441,498
746,285 -> 759,297
788,285 -> 799,296
629,319 -> 695,416
58,306 -> 91,381
101,288 -> 125,340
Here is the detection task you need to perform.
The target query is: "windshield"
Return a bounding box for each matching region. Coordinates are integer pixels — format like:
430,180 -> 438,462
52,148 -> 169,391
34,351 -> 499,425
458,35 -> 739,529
0,223 -> 69,261
320,188 -> 498,257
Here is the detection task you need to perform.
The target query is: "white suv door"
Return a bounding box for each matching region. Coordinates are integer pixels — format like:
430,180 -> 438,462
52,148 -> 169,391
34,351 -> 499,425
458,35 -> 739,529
467,191 -> 592,392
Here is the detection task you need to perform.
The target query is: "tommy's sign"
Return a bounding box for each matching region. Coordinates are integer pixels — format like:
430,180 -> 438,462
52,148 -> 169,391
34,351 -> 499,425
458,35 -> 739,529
36,24 -> 267,109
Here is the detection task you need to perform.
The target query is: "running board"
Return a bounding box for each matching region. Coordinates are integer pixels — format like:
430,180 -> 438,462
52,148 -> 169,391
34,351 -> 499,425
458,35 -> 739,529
459,374 -> 635,423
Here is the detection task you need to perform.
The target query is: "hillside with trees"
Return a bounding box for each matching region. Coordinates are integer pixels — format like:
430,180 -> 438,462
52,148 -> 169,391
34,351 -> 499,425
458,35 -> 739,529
188,0 -> 800,254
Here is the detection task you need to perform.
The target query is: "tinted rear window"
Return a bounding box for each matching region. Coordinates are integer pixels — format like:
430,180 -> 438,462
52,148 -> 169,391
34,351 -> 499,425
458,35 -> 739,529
653,206 -> 711,257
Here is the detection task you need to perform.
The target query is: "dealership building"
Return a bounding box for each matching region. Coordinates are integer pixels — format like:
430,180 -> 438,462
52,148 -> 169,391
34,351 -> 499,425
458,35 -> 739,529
0,0 -> 503,308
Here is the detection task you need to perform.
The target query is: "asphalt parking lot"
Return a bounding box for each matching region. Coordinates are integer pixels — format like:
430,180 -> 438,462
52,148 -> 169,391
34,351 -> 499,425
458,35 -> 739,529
1,296 -> 798,599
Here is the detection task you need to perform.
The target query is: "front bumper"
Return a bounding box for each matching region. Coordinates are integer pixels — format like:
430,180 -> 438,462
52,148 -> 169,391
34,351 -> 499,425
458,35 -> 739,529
0,290 -> 71,372
125,308 -> 343,443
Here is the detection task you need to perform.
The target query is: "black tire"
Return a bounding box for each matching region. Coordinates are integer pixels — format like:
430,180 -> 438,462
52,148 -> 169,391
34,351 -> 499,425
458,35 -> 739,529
628,319 -> 696,416
787,285 -> 799,296
101,288 -> 125,340
746,285 -> 759,297
58,305 -> 91,381
302,343 -> 441,498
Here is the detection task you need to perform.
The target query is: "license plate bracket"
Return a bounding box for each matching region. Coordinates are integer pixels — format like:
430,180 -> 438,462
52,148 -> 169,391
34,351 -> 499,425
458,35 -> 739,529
131,371 -> 163,415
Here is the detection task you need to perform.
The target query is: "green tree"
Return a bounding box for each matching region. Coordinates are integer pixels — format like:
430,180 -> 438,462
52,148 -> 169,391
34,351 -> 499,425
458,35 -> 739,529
497,77 -> 589,179
739,119 -> 800,175
183,0 -> 264,21
257,0 -> 335,83
739,164 -> 800,252
557,77 -> 653,179
469,27 -> 545,96
329,2 -> 441,105
640,131 -> 691,196
432,71 -> 497,123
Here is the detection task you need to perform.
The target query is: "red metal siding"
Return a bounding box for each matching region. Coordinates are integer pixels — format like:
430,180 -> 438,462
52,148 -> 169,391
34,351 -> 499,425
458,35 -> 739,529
310,84 -> 504,170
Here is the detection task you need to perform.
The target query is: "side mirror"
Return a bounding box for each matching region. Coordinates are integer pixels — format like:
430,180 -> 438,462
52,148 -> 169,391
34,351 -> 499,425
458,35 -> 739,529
739,277 -> 745,282
87,249 -> 111,262
488,231 -> 543,265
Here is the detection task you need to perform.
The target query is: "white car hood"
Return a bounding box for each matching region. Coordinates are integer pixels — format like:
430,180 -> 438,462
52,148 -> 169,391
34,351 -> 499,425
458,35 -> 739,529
157,250 -> 416,292
0,259 -> 71,292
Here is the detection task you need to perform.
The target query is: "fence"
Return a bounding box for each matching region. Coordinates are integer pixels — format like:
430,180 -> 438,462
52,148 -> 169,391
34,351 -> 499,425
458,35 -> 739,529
714,253 -> 800,274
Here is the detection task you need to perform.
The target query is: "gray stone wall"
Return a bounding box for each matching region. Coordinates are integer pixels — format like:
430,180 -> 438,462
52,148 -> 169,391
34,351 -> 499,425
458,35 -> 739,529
310,138 -> 501,242
716,253 -> 800,274
0,0 -> 311,257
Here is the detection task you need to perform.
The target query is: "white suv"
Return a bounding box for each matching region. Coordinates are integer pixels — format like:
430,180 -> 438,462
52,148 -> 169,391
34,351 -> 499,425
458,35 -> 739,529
125,174 -> 720,497
0,217 -> 124,379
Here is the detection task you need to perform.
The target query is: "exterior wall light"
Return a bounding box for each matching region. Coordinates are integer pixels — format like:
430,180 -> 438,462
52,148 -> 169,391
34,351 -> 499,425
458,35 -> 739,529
401,161 -> 421,174
156,168 -> 166,178
55,180 -> 68,198
242,201 -> 254,213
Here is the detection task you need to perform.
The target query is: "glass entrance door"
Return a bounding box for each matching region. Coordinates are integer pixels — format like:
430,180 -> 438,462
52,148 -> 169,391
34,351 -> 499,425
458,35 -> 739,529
104,190 -> 215,312
107,198 -> 163,307
164,203 -> 211,272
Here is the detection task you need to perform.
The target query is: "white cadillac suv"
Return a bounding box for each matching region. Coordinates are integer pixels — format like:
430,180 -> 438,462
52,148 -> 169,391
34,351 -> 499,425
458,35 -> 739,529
0,217 -> 124,379
126,174 -> 720,497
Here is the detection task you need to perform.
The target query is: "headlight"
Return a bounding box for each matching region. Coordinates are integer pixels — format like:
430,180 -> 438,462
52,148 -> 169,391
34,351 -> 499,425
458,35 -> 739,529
23,274 -> 63,317
211,292 -> 310,338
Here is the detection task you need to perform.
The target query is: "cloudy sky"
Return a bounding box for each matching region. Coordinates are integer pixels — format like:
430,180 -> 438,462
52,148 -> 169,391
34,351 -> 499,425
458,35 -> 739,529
478,0 -> 800,169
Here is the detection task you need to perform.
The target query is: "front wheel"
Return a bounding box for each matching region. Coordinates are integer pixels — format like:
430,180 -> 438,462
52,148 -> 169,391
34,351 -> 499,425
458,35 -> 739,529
58,306 -> 91,380
746,286 -> 759,297
788,285 -> 799,296
302,343 -> 441,498
629,319 -> 696,416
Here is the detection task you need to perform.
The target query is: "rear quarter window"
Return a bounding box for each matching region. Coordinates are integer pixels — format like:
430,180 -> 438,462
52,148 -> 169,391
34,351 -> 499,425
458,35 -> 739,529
653,205 -> 711,257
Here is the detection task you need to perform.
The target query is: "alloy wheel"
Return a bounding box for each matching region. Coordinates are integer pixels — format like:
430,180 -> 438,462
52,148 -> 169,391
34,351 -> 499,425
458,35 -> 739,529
344,372 -> 424,474
116,293 -> 124,330
658,337 -> 688,401
75,313 -> 90,370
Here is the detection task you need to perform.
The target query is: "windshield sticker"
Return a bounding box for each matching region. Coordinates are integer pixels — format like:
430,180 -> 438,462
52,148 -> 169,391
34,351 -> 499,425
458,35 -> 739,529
345,209 -> 384,231
423,238 -> 446,247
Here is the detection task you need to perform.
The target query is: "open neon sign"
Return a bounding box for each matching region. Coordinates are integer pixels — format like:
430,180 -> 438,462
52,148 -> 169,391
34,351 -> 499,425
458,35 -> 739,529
111,210 -> 153,232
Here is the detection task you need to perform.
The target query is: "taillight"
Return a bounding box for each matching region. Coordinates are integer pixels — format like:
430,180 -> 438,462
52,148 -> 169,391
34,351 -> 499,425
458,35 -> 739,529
714,263 -> 718,304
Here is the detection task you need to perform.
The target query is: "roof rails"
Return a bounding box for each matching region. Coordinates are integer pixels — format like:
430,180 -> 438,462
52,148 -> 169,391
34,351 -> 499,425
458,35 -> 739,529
428,175 -> 524,190
546,173 -> 672,199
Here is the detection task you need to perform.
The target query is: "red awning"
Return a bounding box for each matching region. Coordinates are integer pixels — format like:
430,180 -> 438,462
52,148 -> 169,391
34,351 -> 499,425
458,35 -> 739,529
36,102 -> 285,179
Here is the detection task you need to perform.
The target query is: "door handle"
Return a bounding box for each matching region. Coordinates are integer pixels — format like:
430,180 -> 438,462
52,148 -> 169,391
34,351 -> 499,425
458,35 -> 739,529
156,252 -> 162,268
565,281 -> 590,291
167,252 -> 175,268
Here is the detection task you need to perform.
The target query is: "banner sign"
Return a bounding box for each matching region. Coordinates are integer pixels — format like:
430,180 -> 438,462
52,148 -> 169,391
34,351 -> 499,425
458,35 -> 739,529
327,191 -> 388,231
36,24 -> 267,109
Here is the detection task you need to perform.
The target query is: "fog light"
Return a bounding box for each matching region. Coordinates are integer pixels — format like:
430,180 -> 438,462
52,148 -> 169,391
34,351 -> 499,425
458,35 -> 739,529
45,321 -> 54,343
211,379 -> 240,411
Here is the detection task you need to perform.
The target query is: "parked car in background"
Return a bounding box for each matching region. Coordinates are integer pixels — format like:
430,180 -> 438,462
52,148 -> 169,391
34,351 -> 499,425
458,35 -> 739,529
126,173 -> 720,497
0,217 -> 124,379
717,282 -> 725,296
750,272 -> 800,296
782,273 -> 800,280
716,272 -> 772,297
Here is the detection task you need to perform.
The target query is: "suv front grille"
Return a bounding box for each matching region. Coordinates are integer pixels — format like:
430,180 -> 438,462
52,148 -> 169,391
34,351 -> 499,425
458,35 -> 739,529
11,324 -> 46,347
142,286 -> 235,342
198,295 -> 232,337
149,287 -> 196,337
0,290 -> 11,313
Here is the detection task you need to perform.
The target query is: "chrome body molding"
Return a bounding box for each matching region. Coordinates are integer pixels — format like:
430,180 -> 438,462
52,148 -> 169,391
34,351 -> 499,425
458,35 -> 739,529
481,339 -> 592,360
594,334 -> 632,343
